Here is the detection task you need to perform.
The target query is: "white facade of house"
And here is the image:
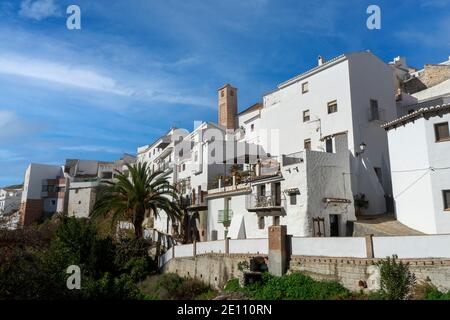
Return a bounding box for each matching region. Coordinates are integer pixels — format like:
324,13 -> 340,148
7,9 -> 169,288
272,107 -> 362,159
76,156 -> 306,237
141,51 -> 401,240
67,181 -> 99,218
206,149 -> 355,239
254,52 -> 396,216
384,104 -> 450,234
0,188 -> 22,216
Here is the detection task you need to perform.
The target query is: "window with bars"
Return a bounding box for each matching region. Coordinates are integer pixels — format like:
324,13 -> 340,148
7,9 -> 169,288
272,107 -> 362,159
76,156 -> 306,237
302,82 -> 309,94
303,109 -> 310,122
327,100 -> 338,114
443,190 -> 450,211
435,122 -> 450,142
304,139 -> 311,150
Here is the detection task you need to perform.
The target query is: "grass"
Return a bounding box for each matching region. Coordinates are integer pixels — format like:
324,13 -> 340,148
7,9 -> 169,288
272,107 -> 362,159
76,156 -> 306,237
138,273 -> 217,300
224,272 -> 355,300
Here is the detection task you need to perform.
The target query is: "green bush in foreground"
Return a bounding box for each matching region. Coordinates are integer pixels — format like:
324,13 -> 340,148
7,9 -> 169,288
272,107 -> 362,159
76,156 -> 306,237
139,273 -> 216,300
225,272 -> 351,300
377,255 -> 416,300
0,217 -> 156,300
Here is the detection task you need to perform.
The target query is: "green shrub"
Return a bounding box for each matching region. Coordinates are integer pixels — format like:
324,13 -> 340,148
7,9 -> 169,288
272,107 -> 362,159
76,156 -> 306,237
0,217 -> 154,300
139,273 -> 215,300
224,272 -> 350,300
377,255 -> 416,300
425,287 -> 450,300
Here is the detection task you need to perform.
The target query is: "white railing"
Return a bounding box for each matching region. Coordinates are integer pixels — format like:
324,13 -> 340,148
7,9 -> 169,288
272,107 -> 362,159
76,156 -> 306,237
373,235 -> 450,259
158,234 -> 450,268
229,238 -> 268,254
196,240 -> 226,255
291,237 -> 367,258
174,244 -> 194,258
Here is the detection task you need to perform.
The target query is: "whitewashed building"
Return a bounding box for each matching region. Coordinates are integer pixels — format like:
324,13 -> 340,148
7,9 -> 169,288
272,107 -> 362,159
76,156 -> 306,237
383,103 -> 450,234
0,187 -> 22,216
207,51 -> 398,239
19,155 -> 135,226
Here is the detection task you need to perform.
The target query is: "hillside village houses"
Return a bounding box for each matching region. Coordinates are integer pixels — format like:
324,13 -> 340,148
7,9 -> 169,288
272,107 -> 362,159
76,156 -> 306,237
18,155 -> 136,226
0,186 -> 22,216
4,51 -> 450,240
140,51 -> 398,241
382,56 -> 450,235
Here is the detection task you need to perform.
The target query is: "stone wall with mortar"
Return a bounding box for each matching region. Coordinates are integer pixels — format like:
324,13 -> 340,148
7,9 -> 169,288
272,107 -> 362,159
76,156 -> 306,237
289,256 -> 450,292
162,253 -> 450,292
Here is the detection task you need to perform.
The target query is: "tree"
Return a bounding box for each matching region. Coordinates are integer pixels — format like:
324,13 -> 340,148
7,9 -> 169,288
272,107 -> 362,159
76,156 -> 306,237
92,163 -> 182,238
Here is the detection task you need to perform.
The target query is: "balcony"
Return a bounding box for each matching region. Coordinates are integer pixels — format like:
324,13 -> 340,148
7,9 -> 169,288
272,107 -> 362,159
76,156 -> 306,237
185,191 -> 208,211
246,194 -> 285,215
282,152 -> 304,166
218,209 -> 233,227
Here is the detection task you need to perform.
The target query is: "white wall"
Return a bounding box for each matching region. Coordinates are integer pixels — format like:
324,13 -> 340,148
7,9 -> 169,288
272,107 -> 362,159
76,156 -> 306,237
388,113 -> 450,234
229,238 -> 268,254
174,244 -> 194,258
291,237 -> 367,258
425,113 -> 450,234
196,240 -> 226,254
21,163 -> 63,201
373,235 -> 450,259
68,182 -> 98,218
304,150 -> 356,237
348,52 -> 396,215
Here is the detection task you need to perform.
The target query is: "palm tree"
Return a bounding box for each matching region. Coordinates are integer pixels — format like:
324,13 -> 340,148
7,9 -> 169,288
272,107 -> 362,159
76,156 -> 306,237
92,162 -> 182,239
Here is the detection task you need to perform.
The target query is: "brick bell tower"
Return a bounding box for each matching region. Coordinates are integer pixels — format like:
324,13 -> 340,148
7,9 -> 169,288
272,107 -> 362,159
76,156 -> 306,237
218,84 -> 238,130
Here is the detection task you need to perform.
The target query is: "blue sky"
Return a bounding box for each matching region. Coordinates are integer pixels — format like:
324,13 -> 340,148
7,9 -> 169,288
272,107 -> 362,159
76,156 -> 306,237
0,0 -> 449,187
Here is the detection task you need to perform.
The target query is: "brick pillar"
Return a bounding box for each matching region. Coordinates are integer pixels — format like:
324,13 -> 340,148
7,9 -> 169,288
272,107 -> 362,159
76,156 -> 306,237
268,225 -> 287,276
365,234 -> 374,259
225,237 -> 230,254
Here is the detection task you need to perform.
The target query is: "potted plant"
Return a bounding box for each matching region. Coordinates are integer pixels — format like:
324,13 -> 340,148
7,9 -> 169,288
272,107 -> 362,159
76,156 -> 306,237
354,193 -> 369,218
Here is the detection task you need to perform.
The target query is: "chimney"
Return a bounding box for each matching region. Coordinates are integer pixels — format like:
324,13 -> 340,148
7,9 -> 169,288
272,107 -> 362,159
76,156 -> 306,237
318,55 -> 325,66
218,84 -> 238,130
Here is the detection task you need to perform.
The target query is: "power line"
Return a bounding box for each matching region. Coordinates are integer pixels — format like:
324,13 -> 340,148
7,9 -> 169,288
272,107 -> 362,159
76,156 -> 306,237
392,166 -> 450,173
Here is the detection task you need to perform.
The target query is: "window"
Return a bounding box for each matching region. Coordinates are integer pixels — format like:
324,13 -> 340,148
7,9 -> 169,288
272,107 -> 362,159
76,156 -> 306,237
221,90 -> 225,97
258,216 -> 265,229
51,200 -> 56,205
435,122 -> 450,142
182,164 -> 186,171
444,190 -> 450,211
260,185 -> 266,196
101,172 -> 113,179
370,99 -> 379,121
230,90 -> 234,96
326,138 -> 333,153
302,82 -> 309,94
303,110 -> 310,122
290,194 -> 297,205
327,100 -> 338,114
304,139 -> 311,150
75,189 -> 79,194
250,124 -> 255,132
194,151 -> 198,162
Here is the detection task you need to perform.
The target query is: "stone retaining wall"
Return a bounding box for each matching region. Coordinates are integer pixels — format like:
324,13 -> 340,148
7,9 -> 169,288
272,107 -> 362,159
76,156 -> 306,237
162,253 -> 450,292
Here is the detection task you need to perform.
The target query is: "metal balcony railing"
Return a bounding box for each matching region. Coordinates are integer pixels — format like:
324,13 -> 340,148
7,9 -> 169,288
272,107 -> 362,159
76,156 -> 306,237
218,209 -> 233,227
246,194 -> 285,212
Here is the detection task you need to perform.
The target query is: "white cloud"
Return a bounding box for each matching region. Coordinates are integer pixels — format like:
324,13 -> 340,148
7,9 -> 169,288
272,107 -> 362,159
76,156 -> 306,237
0,110 -> 15,129
19,0 -> 60,21
59,145 -> 128,154
0,149 -> 26,162
0,54 -> 132,96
